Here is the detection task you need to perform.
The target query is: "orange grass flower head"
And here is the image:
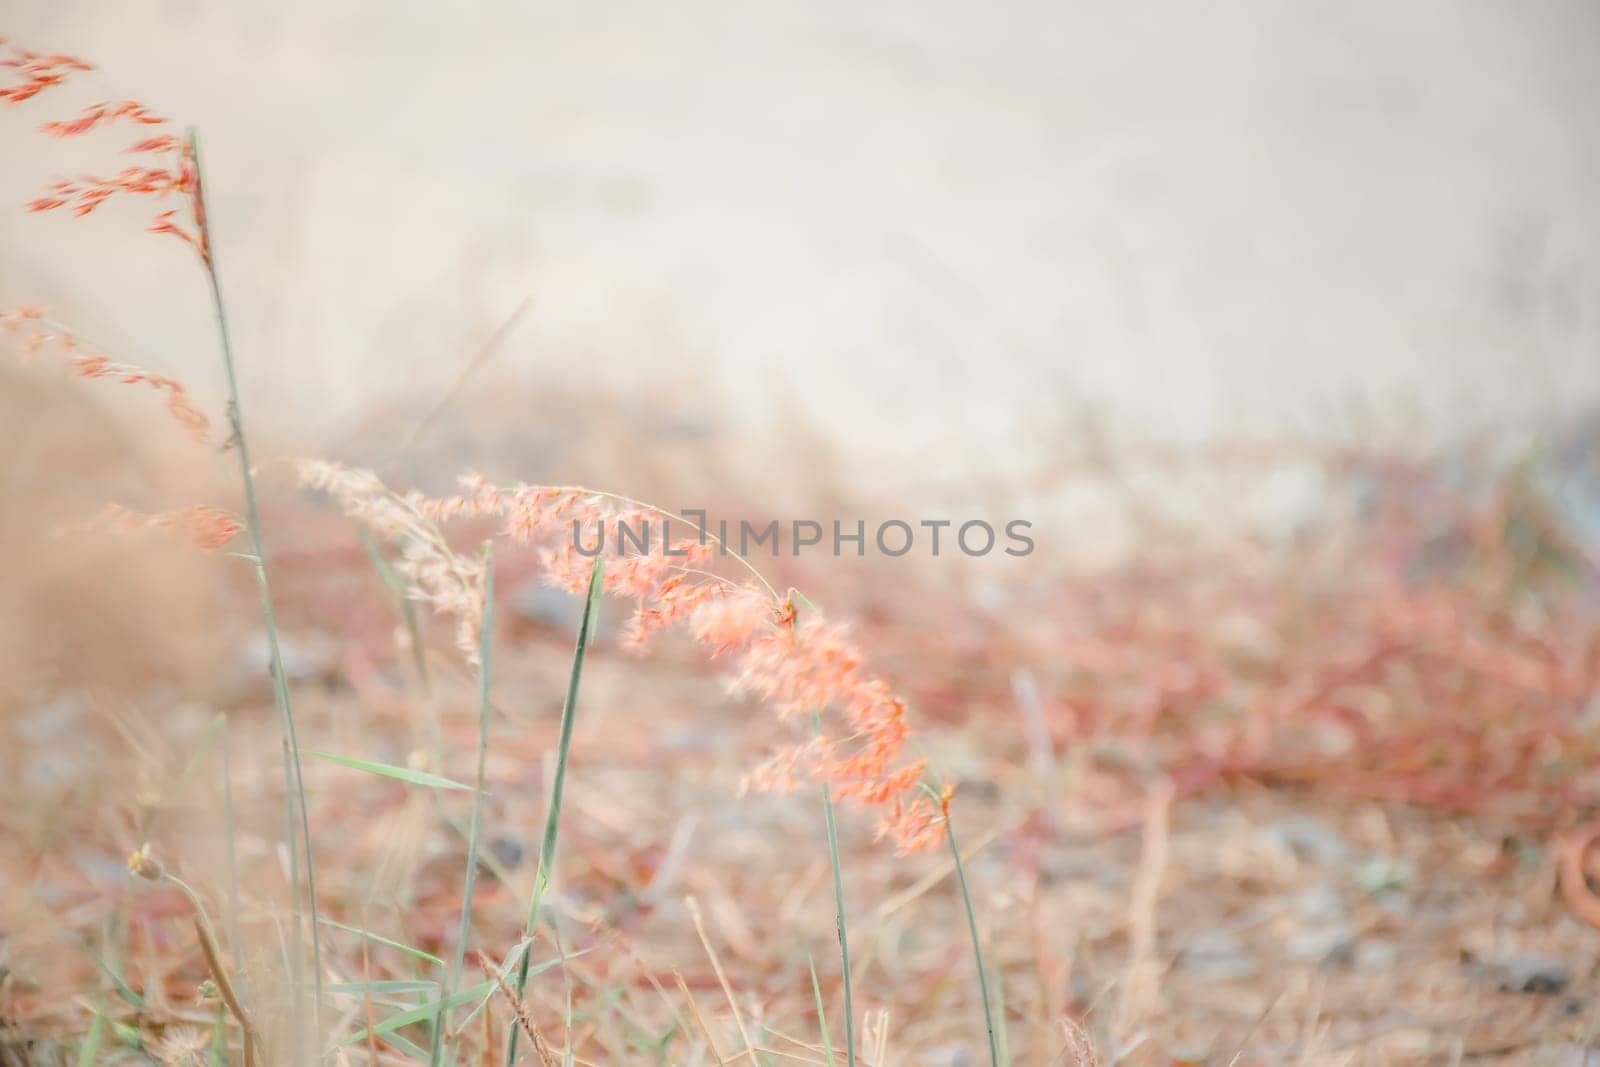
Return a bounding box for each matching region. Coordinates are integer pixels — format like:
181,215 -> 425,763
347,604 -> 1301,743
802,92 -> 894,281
0,40 -> 93,104
1,309 -> 212,442
89,504 -> 242,552
409,472 -> 947,851
5,38 -> 207,261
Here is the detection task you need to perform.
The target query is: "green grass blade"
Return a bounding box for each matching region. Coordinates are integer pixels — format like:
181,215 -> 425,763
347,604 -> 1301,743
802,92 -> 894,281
993,966 -> 1011,1066
791,595 -> 853,1067
338,980 -> 496,1047
344,954 -> 576,1051
807,952 -> 838,1067
507,556 -> 603,1065
378,1029 -> 432,1062
107,1015 -> 142,1049
317,917 -> 444,967
75,1007 -> 104,1067
82,943 -> 143,1010
432,547 -> 495,1066
813,712 -> 855,1067
209,1004 -> 225,1066
325,981 -> 441,996
307,751 -> 475,791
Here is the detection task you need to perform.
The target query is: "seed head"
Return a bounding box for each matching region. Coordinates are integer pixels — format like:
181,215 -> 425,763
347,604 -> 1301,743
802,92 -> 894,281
127,842 -> 164,881
400,470 -> 947,850
1,309 -> 213,441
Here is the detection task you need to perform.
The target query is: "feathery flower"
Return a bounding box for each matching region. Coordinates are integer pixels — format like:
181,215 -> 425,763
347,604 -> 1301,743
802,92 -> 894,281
297,461 -> 488,663
90,504 -> 243,551
27,162 -> 189,218
1,308 -> 212,441
70,352 -> 211,440
126,134 -> 180,154
0,42 -> 92,104
384,469 -> 944,851
5,39 -> 207,261
39,99 -> 165,137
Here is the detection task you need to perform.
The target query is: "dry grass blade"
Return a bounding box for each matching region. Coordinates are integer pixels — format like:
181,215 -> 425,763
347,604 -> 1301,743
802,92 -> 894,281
1113,783 -> 1170,1040
687,894 -> 754,1059
489,960 -> 560,1067
675,969 -> 728,1065
192,914 -> 260,1067
129,849 -> 260,1067
394,294 -> 534,459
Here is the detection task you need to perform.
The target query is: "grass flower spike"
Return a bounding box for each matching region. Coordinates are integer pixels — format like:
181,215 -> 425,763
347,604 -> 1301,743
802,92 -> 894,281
298,460 -> 489,662
313,467 -> 948,851
2,308 -> 211,441
90,503 -> 243,551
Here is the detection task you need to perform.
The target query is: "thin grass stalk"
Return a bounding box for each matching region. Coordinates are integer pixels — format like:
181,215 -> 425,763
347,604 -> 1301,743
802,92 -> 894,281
357,525 -> 435,737
431,545 -> 495,1066
137,855 -> 262,1067
812,710 -> 855,1067
187,130 -> 323,1049
507,556 -> 604,1065
807,952 -> 839,1067
926,784 -> 1000,1066
221,715 -> 241,971
74,1007 -> 103,1067
210,1004 -> 227,1066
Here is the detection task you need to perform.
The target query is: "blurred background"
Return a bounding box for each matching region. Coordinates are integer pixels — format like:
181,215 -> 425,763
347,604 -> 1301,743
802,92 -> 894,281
5,4 -> 1600,1062
3,1 -> 1597,502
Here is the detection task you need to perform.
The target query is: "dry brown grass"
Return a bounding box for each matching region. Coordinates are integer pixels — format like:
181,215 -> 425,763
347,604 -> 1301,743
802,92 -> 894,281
3,396 -> 1599,1064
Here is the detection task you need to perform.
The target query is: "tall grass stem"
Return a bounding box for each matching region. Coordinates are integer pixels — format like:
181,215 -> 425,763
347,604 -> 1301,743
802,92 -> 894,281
927,784 -> 1000,1066
431,546 -> 494,1065
813,710 -> 855,1067
506,556 -> 603,1065
187,129 -> 323,1051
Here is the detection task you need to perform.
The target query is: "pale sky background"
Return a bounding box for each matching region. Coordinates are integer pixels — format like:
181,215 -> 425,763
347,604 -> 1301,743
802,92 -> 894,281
2,2 -> 1597,500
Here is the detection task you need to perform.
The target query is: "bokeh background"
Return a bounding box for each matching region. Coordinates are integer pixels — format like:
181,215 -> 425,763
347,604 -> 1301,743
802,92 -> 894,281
3,1 -> 1597,499
5,5 -> 1600,1063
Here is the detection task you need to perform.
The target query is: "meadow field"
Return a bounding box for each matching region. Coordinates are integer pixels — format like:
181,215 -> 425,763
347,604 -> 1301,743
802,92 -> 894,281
3,6 -> 1600,1065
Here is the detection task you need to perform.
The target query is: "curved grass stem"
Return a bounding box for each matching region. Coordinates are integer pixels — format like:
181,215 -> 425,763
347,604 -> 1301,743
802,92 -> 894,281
925,783 -> 1000,1066
506,556 -> 604,1065
431,546 -> 495,1065
188,129 -> 323,1055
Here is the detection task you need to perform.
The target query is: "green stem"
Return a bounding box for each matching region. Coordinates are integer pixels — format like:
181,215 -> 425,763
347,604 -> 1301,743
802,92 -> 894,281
188,129 -> 323,1055
813,711 -> 855,1067
432,547 -> 494,1065
806,952 -> 839,1067
506,557 -> 603,1065
928,784 -> 999,1066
